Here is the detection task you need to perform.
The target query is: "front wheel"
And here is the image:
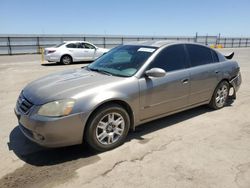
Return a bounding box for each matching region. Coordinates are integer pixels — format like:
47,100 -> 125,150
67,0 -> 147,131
209,81 -> 229,109
85,104 -> 130,152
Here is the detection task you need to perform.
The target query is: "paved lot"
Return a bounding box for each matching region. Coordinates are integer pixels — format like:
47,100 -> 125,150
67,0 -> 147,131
0,49 -> 250,188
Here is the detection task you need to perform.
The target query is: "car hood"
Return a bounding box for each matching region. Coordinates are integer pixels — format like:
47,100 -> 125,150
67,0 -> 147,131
23,68 -> 123,105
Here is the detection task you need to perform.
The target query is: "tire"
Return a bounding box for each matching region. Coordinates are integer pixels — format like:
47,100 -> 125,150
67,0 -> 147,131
60,55 -> 72,65
209,81 -> 229,109
85,104 -> 130,152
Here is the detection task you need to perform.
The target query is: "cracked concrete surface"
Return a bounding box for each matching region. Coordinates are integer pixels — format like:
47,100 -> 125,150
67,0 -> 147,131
0,48 -> 250,188
81,137 -> 182,186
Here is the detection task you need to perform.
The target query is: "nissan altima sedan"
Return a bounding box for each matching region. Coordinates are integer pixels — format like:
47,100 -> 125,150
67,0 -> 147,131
15,41 -> 241,151
44,41 -> 109,65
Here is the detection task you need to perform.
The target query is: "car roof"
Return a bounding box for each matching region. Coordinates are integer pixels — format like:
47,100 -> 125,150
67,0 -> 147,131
125,40 -> 210,48
63,41 -> 90,43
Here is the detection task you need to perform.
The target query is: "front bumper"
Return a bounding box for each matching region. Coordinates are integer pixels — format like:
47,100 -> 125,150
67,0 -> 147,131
14,107 -> 85,148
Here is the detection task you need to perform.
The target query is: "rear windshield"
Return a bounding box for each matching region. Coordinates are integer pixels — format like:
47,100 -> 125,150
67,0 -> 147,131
55,43 -> 66,48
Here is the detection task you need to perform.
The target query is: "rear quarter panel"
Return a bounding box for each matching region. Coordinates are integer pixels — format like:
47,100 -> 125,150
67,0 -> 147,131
219,60 -> 240,80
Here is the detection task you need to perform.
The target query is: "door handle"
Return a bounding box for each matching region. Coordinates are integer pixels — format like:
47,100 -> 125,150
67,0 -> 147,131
181,78 -> 189,84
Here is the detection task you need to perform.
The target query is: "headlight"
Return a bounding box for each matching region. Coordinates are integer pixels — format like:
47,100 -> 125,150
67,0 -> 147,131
37,99 -> 75,117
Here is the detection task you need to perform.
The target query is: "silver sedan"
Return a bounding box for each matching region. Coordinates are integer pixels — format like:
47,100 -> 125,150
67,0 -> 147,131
15,41 -> 241,151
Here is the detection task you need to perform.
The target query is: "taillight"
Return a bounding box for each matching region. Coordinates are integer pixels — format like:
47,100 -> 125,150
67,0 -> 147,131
48,50 -> 56,54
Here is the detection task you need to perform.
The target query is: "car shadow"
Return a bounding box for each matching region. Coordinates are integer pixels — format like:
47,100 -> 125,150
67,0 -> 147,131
8,127 -> 97,166
8,105 -> 212,166
41,61 -> 93,66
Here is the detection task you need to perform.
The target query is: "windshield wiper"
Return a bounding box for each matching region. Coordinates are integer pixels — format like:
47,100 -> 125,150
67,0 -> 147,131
85,66 -> 128,77
87,67 -> 112,76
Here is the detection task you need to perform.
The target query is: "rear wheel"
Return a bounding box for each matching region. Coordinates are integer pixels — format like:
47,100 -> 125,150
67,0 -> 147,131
60,55 -> 72,65
209,81 -> 229,109
85,104 -> 130,152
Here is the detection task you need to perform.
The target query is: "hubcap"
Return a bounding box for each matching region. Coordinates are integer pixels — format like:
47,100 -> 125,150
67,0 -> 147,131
63,56 -> 71,64
96,112 -> 125,145
215,85 -> 228,108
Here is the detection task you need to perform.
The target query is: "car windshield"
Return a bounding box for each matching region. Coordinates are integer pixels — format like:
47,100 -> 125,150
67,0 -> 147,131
87,45 -> 157,77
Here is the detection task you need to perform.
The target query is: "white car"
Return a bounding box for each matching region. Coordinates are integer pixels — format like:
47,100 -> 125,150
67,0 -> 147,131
44,41 -> 109,65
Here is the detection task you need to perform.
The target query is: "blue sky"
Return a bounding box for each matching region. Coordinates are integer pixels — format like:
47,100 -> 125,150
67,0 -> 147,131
1,0 -> 249,36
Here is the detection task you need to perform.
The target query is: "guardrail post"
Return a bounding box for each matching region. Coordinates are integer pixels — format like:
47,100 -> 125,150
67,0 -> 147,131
37,37 -> 40,54
103,37 -> 106,48
224,38 -> 227,48
7,37 -> 12,55
195,32 -> 198,43
232,38 -> 234,48
121,37 -> 124,44
246,38 -> 248,47
216,33 -> 220,46
239,38 -> 241,47
40,48 -> 44,64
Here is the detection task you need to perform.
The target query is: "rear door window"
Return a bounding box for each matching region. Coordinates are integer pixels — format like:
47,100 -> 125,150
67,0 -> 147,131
148,44 -> 187,72
66,43 -> 77,48
55,43 -> 65,47
186,44 -> 213,67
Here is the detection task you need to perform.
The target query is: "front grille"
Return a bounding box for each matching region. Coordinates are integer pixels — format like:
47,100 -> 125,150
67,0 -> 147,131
17,93 -> 34,114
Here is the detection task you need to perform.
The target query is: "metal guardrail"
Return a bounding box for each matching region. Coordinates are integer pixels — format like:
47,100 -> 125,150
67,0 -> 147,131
0,34 -> 249,55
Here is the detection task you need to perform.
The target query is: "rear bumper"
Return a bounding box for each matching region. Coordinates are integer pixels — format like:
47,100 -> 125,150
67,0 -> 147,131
44,54 -> 60,62
230,72 -> 242,92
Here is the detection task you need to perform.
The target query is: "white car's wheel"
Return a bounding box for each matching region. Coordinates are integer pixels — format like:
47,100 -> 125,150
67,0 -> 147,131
60,55 -> 72,65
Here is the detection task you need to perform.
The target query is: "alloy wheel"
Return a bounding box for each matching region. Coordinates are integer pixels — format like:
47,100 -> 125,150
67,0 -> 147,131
95,112 -> 125,145
215,84 -> 228,108
62,56 -> 71,64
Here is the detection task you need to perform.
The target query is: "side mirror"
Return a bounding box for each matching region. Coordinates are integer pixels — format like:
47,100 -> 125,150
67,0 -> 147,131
145,68 -> 166,78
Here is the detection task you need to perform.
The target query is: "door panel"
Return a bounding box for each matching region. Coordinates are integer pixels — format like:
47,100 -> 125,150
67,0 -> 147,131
70,48 -> 87,61
66,43 -> 86,61
188,63 -> 220,104
84,49 -> 95,60
82,43 -> 96,60
185,44 -> 221,105
139,69 -> 190,120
